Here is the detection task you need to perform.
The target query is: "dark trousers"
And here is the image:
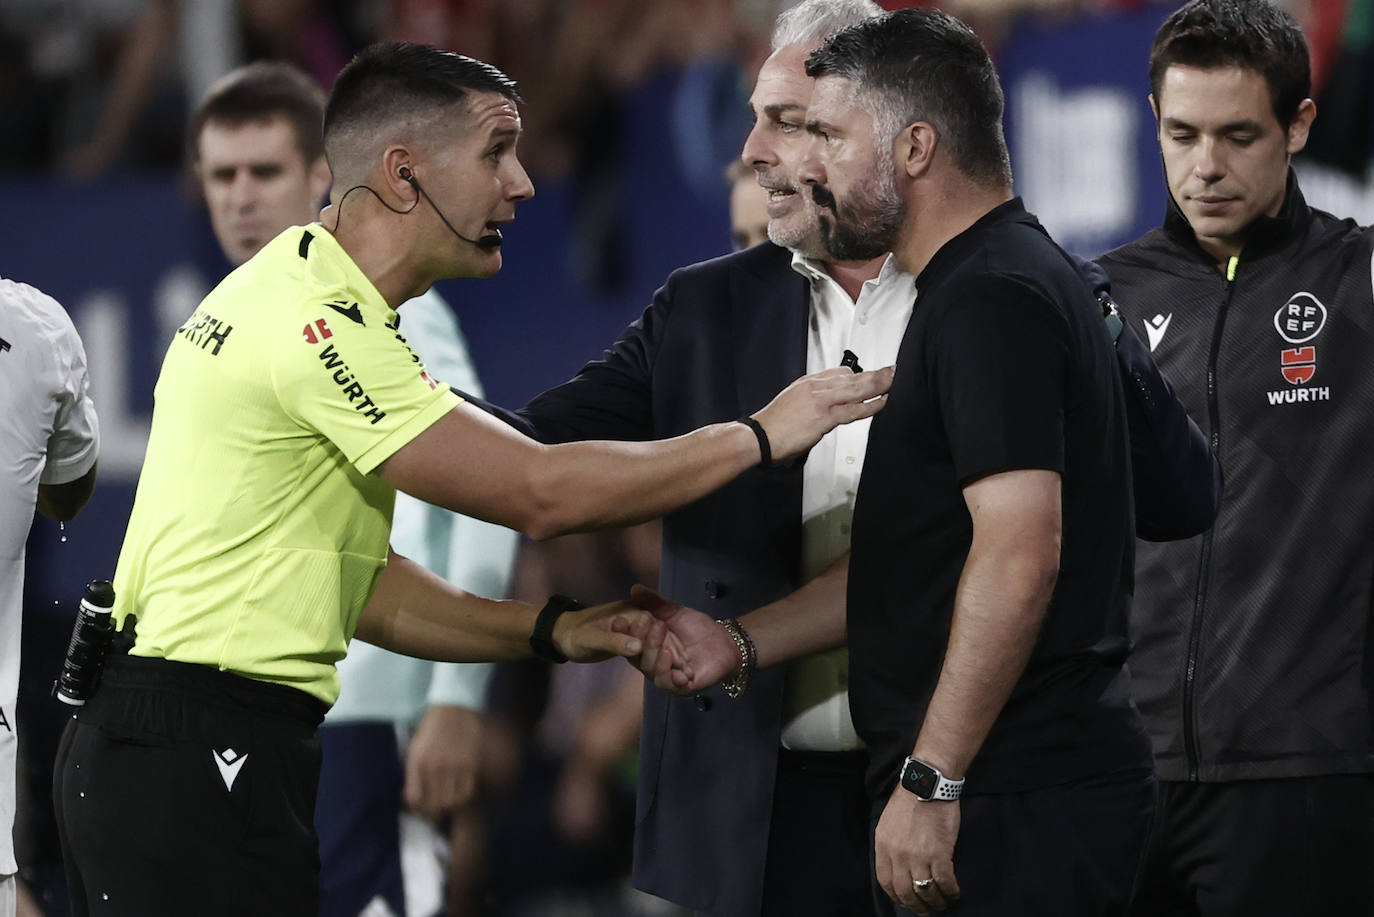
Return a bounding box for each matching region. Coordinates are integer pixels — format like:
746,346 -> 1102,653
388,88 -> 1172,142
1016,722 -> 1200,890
53,655 -> 325,917
315,723 -> 406,917
760,748 -> 875,917
872,769 -> 1156,917
1129,775 -> 1374,917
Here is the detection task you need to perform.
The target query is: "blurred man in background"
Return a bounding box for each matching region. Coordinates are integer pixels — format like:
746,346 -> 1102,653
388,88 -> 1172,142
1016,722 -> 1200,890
1,278 -> 99,917
190,60 -> 518,917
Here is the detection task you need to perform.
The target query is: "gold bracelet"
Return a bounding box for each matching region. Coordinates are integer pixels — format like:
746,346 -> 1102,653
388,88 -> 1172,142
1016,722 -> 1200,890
719,618 -> 757,699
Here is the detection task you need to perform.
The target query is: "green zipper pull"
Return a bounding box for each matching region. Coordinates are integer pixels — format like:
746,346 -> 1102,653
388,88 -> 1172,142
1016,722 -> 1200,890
1226,255 -> 1239,282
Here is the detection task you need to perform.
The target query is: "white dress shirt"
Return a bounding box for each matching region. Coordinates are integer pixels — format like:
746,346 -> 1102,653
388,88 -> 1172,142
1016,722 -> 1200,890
780,252 -> 916,751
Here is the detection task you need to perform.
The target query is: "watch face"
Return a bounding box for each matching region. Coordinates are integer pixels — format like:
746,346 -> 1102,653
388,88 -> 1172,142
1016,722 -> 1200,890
901,759 -> 938,799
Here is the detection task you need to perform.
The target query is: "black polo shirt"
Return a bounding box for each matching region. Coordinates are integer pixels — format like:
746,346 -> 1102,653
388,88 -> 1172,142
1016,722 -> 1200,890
847,199 -> 1152,799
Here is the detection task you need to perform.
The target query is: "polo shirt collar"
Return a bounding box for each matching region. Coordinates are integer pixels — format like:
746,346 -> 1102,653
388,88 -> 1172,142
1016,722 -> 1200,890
914,197 -> 1035,292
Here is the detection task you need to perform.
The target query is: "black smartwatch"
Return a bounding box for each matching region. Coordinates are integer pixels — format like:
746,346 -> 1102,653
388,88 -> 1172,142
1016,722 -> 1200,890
899,756 -> 965,801
529,594 -> 585,664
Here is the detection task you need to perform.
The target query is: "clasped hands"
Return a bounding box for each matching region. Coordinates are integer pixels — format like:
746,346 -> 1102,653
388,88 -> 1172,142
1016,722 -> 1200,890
606,585 -> 744,694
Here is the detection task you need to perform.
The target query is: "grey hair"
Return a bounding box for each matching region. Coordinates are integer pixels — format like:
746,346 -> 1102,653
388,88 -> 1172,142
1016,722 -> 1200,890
770,0 -> 884,51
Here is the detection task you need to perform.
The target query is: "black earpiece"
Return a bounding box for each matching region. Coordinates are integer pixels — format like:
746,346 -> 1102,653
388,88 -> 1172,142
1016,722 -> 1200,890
397,167 -> 500,250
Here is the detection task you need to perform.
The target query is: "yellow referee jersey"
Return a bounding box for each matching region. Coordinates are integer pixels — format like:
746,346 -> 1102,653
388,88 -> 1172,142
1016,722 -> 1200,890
113,225 -> 461,704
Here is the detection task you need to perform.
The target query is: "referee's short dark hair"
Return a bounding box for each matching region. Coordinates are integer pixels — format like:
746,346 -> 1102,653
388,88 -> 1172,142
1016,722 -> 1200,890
322,42 -> 520,176
805,8 -> 1011,189
1150,0 -> 1310,128
191,62 -> 327,164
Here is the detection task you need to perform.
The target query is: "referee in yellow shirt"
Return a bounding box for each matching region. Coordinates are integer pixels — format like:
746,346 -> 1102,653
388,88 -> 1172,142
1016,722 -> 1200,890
51,42 -> 892,917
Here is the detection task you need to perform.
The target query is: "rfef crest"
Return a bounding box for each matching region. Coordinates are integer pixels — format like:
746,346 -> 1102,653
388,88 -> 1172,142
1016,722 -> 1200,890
1273,293 -> 1327,344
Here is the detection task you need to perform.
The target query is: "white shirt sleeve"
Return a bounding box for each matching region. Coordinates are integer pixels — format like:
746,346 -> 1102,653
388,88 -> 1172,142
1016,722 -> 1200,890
41,311 -> 100,485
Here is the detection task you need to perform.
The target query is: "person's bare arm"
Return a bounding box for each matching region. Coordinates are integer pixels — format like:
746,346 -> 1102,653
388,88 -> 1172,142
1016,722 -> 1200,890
631,553 -> 850,692
354,549 -> 653,663
379,366 -> 891,540
912,469 -> 1061,775
36,463 -> 98,521
874,468 -> 1061,911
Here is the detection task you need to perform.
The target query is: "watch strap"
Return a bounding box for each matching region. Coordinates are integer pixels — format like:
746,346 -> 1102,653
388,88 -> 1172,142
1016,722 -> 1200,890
529,594 -> 585,664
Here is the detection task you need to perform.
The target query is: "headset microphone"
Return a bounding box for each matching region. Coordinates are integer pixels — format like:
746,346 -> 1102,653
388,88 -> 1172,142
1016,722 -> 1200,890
398,167 -> 503,249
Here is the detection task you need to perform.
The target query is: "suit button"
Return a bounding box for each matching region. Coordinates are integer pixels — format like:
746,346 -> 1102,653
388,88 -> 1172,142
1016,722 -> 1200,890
704,580 -> 725,600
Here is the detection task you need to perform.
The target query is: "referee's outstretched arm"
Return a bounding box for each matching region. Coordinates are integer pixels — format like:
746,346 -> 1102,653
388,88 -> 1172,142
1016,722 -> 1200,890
377,364 -> 891,541
355,548 -> 655,665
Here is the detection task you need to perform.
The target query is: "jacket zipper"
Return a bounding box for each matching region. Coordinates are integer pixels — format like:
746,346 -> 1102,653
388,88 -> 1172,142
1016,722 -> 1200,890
1182,254 -> 1239,780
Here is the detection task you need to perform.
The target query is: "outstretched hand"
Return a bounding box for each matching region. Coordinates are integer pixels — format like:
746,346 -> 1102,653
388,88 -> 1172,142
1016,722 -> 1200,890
553,600 -> 657,663
619,585 -> 742,694
754,365 -> 894,462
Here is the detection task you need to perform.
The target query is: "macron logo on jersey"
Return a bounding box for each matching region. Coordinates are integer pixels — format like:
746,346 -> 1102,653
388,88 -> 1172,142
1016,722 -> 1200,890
213,748 -> 247,791
1143,313 -> 1172,353
325,300 -> 365,326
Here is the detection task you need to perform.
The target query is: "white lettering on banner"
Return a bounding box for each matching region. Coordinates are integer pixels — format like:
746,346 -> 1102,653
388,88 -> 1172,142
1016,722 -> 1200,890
72,265 -> 210,480
1012,73 -> 1136,251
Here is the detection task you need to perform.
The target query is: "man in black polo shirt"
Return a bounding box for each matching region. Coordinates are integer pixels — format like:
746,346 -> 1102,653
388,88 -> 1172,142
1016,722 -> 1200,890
800,10 -> 1154,915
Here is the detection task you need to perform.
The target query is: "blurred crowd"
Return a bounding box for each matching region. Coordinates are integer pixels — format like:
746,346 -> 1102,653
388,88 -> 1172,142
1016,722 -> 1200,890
6,0 -> 1334,183
3,0 -> 1364,260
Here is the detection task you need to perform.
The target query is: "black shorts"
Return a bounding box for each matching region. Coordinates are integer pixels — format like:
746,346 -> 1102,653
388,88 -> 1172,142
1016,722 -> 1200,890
53,655 -> 326,917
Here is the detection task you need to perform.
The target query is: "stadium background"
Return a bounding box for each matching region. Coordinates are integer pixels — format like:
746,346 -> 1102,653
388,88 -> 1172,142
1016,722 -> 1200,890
3,1 -> 1370,914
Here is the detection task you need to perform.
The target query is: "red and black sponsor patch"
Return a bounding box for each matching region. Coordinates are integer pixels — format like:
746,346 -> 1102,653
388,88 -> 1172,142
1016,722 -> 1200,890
302,318 -> 333,344
1280,346 -> 1316,385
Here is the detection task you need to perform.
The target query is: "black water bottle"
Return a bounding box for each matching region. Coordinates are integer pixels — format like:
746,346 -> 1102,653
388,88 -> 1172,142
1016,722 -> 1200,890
53,580 -> 116,707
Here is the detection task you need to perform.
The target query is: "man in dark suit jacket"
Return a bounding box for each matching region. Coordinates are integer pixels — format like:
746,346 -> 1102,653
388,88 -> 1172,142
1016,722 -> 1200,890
483,3 -> 1219,914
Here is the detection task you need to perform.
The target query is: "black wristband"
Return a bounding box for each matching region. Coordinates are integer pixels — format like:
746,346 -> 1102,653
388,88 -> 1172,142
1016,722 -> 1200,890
529,594 -> 585,664
738,415 -> 772,467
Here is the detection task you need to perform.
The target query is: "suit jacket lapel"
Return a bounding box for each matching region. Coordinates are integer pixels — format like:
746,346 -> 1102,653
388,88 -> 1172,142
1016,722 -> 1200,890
733,245 -> 810,416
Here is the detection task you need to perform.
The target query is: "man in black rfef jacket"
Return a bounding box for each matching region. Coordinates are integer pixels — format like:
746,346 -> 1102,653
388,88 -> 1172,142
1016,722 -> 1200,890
1097,2 -> 1374,913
